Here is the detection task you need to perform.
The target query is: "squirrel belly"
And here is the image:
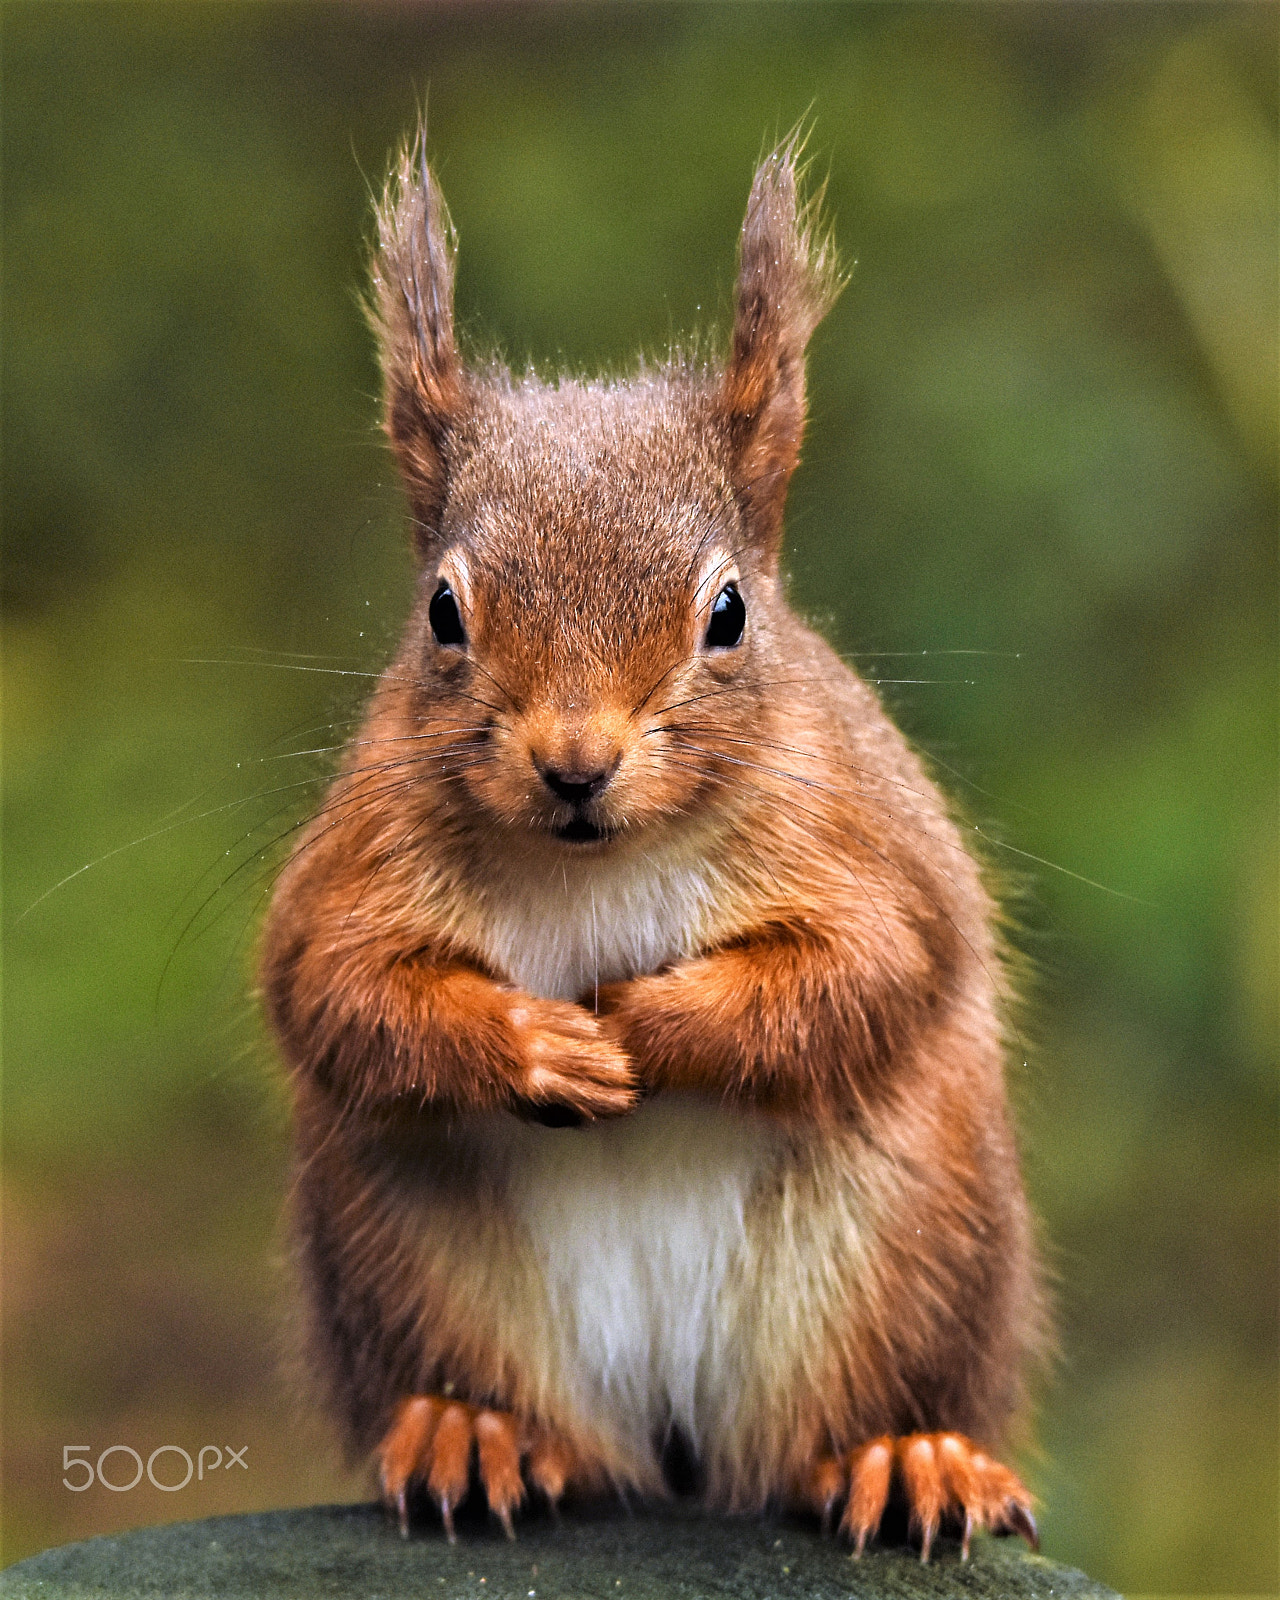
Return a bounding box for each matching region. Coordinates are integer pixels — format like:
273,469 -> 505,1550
504,1097 -> 782,1492
294,1088 -> 902,1509
373,1098 -> 788,1499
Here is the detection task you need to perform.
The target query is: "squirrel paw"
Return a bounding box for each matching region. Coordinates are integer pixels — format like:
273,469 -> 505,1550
807,1432 -> 1038,1564
377,1395 -> 576,1542
510,998 -> 637,1121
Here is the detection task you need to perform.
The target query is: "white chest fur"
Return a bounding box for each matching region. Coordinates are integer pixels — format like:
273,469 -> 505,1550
504,1097 -> 778,1453
466,833 -> 726,1002
450,829 -> 770,1457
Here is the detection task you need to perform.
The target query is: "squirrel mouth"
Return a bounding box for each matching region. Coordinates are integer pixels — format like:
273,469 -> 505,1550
554,815 -> 609,845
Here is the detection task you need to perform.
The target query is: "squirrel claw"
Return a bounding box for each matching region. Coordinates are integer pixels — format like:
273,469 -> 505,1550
817,1432 -> 1036,1564
377,1394 -> 584,1541
1002,1501 -> 1039,1552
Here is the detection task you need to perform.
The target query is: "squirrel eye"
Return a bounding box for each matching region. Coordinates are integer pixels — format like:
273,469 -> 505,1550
704,583 -> 746,649
428,580 -> 466,648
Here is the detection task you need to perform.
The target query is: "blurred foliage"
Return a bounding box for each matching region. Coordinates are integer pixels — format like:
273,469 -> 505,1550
3,4 -> 1276,1591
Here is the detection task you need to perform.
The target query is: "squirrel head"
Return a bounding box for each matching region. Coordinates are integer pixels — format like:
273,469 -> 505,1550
367,136 -> 842,853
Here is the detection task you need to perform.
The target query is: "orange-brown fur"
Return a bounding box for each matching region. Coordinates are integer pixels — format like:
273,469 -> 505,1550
261,132 -> 1047,1555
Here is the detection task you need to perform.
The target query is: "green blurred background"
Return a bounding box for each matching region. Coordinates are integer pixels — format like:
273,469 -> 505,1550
3,4 -> 1276,1591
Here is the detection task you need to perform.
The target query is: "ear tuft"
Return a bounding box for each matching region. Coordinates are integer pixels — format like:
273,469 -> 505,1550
719,136 -> 844,554
369,131 -> 469,550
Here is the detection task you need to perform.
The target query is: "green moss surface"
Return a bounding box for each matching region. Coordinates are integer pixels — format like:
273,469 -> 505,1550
2,1504 -> 1118,1600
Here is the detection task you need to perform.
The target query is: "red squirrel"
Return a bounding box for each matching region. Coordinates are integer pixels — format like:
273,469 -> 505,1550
261,132 -> 1047,1562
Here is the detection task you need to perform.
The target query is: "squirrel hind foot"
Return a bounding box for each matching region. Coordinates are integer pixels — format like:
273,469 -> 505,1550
805,1432 -> 1037,1564
378,1395 -> 582,1541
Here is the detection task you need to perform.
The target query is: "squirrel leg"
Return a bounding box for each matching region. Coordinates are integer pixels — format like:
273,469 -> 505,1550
377,1396 -> 584,1542
805,1433 -> 1037,1564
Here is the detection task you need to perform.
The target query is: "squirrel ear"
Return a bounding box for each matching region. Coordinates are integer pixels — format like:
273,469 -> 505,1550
717,140 -> 842,558
370,135 -> 470,555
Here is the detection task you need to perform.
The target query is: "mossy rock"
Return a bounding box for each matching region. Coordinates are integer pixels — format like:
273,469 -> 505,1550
2,1503 -> 1118,1599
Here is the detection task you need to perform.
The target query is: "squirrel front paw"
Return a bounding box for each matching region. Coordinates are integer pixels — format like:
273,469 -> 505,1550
806,1432 -> 1038,1563
508,997 -> 637,1122
378,1395 -> 579,1541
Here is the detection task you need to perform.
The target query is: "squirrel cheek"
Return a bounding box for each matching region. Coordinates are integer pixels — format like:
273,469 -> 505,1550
703,654 -> 744,685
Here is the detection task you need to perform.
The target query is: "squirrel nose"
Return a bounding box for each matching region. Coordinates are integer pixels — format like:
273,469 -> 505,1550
534,756 -> 617,804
